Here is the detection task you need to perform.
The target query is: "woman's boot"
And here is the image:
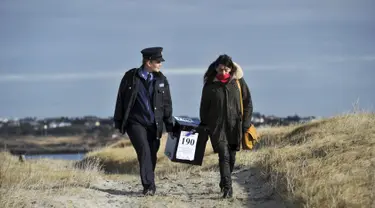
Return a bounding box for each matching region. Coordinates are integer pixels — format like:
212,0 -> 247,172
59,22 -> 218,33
222,187 -> 233,198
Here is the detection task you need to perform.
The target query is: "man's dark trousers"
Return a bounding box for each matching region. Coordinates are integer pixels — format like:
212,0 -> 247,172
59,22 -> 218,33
126,121 -> 160,190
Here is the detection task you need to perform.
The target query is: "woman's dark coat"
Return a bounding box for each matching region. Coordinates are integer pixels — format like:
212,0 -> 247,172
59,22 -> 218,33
199,63 -> 253,153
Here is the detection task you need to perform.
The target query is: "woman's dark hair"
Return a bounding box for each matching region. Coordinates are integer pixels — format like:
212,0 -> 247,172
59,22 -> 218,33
203,54 -> 237,83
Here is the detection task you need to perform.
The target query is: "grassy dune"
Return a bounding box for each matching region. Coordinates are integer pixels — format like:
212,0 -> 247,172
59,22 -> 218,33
1,112 -> 374,207
81,112 -> 375,207
239,112 -> 375,207
0,151 -> 102,208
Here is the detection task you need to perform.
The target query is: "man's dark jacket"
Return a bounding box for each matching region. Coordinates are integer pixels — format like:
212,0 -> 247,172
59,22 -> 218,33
113,67 -> 174,139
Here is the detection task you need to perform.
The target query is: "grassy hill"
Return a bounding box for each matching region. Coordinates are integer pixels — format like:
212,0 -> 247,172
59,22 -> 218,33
1,112 -> 374,207
242,112 -> 375,207
79,112 -> 375,207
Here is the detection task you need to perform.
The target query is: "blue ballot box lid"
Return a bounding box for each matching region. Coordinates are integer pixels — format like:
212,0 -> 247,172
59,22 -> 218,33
173,116 -> 200,127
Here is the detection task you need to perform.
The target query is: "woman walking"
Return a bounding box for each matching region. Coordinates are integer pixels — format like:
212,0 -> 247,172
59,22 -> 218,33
199,54 -> 253,198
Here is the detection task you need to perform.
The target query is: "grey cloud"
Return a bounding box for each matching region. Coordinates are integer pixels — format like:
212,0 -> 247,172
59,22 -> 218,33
2,53 -> 375,83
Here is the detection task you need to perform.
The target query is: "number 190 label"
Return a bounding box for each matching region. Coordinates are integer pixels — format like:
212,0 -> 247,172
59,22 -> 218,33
181,137 -> 195,146
176,131 -> 198,161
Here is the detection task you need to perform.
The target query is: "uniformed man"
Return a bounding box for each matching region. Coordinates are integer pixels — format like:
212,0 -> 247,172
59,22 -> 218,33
113,47 -> 174,196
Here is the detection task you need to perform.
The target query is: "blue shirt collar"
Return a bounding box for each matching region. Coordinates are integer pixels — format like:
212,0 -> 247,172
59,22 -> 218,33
139,67 -> 154,81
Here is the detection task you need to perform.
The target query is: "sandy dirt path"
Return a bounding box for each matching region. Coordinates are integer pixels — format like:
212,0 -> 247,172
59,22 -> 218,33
34,168 -> 288,208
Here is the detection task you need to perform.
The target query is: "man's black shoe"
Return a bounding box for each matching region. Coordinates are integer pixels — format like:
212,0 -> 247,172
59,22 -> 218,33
143,186 -> 156,196
222,187 -> 233,198
219,181 -> 224,193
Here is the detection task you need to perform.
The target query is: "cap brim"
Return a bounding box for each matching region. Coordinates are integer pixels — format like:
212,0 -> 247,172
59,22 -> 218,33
155,57 -> 165,62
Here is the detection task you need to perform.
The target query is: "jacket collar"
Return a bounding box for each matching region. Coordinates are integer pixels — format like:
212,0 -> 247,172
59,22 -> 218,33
212,62 -> 244,82
135,66 -> 164,80
138,67 -> 154,81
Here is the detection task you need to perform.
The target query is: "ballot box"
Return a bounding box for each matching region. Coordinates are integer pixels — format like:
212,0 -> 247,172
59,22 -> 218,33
164,116 -> 208,166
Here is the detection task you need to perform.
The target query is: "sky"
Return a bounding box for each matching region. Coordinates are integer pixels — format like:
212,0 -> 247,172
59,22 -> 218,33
0,0 -> 374,119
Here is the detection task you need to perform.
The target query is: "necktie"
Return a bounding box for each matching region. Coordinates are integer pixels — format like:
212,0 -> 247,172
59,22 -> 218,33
146,73 -> 151,89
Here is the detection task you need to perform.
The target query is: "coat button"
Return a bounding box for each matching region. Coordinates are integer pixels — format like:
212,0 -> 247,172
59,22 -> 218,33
155,107 -> 157,110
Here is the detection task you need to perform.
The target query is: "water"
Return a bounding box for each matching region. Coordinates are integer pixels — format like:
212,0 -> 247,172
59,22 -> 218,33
25,153 -> 85,160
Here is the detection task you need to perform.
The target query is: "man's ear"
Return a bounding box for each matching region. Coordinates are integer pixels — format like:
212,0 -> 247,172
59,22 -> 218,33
145,60 -> 150,67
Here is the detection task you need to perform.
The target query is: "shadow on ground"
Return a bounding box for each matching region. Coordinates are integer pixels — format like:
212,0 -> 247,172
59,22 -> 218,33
90,187 -> 142,197
233,166 -> 302,208
230,137 -> 303,207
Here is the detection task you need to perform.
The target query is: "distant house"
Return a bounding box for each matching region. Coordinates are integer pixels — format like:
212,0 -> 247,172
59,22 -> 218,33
48,121 -> 72,128
300,116 -> 316,123
252,117 -> 265,123
58,122 -> 72,128
84,121 -> 101,128
29,121 -> 40,127
95,121 -> 100,127
8,120 -> 20,127
49,122 -> 58,128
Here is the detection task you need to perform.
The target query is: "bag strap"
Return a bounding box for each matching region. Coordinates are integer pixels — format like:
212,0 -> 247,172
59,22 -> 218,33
236,79 -> 244,117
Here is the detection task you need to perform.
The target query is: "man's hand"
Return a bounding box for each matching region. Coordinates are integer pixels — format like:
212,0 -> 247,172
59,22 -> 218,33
114,128 -> 123,135
167,123 -> 180,138
196,124 -> 209,133
172,122 -> 180,133
185,124 -> 208,137
185,129 -> 197,137
243,126 -> 250,134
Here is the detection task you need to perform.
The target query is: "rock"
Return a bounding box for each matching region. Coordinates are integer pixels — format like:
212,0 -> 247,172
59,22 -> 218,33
18,154 -> 25,162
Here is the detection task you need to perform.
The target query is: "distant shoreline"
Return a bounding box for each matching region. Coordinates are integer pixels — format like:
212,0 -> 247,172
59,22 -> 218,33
0,135 -> 125,156
6,148 -> 90,156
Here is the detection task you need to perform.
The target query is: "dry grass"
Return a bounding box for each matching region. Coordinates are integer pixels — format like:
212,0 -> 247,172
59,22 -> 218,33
52,111 -> 375,207
79,134 -> 219,177
0,151 -> 102,208
235,112 -> 375,208
23,136 -> 86,145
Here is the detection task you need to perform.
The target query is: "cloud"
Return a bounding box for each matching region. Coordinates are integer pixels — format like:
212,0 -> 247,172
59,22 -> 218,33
0,72 -> 121,82
0,65 -> 312,82
355,55 -> 375,62
318,55 -> 375,63
1,54 -> 374,83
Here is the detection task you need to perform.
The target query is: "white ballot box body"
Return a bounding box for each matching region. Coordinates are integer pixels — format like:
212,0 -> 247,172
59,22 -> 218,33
164,116 -> 208,166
